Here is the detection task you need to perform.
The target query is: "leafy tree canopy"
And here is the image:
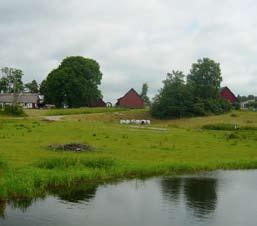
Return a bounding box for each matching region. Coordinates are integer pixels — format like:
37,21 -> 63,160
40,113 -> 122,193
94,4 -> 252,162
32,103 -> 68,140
42,56 -> 103,108
187,58 -> 222,100
140,83 -> 151,106
0,67 -> 24,93
151,58 -> 231,119
25,80 -> 39,93
151,71 -> 195,118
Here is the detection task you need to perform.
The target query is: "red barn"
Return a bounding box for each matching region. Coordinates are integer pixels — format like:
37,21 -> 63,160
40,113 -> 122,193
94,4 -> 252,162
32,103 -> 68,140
220,87 -> 238,104
116,88 -> 144,108
92,98 -> 106,107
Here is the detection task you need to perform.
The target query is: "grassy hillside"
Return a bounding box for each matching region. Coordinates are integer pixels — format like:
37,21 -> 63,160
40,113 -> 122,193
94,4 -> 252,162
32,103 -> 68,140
0,109 -> 257,200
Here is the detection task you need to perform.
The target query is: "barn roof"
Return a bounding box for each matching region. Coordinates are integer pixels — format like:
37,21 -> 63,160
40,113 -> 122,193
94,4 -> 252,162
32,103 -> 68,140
220,86 -> 238,100
0,93 -> 39,103
117,88 -> 143,101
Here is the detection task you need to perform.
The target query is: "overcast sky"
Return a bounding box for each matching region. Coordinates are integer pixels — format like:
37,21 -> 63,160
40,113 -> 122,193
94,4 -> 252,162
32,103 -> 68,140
0,0 -> 256,102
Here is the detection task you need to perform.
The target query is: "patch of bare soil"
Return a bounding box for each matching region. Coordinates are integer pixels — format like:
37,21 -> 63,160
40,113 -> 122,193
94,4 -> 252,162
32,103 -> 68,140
48,143 -> 93,152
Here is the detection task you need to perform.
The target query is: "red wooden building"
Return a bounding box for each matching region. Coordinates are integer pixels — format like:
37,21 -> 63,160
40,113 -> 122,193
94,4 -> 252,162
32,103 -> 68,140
220,87 -> 238,104
116,88 -> 144,108
92,98 -> 106,107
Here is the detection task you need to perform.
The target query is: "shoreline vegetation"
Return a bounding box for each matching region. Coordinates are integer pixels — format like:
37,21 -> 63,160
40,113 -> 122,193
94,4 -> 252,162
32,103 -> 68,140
0,108 -> 257,201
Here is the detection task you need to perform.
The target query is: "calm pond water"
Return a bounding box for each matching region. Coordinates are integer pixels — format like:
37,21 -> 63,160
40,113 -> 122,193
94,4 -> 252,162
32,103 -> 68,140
1,170 -> 257,226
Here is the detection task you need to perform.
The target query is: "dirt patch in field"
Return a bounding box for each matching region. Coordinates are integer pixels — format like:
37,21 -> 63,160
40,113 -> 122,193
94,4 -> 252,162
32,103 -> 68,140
48,143 -> 94,152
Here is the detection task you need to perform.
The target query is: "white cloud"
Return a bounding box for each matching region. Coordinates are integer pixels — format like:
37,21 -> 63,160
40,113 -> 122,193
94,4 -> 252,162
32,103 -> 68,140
0,0 -> 256,103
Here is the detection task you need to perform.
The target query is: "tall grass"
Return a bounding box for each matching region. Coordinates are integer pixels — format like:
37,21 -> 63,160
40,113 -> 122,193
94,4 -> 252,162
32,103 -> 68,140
36,157 -> 116,170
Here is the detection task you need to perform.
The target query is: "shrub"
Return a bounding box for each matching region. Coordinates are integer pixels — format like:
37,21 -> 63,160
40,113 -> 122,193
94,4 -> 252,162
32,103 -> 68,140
204,99 -> 232,114
1,105 -> 26,116
202,123 -> 257,131
202,123 -> 238,131
226,132 -> 240,140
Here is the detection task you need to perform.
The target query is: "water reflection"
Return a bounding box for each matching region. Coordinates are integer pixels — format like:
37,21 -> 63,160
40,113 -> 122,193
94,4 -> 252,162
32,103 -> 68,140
0,201 -> 6,218
161,176 -> 217,218
49,182 -> 98,203
161,177 -> 182,202
184,178 -> 217,217
2,171 -> 257,226
0,182 -> 99,218
8,198 -> 35,212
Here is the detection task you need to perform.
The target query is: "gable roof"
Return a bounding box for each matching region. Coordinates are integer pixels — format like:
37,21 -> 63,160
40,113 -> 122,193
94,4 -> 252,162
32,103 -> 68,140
220,86 -> 238,101
0,93 -> 39,103
117,88 -> 143,101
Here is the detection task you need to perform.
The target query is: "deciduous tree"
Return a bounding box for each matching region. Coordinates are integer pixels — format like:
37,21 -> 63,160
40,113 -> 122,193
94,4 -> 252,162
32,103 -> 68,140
42,56 -> 102,108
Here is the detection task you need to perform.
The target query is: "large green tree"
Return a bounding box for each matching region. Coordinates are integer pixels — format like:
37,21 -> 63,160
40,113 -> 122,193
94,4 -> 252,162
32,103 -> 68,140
0,67 -> 24,93
25,80 -> 39,93
151,71 -> 195,118
187,58 -> 222,100
42,56 -> 103,108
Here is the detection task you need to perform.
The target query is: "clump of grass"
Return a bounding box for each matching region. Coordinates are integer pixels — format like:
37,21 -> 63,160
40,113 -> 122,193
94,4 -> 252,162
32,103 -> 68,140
230,113 -> 238,117
81,158 -> 116,169
0,105 -> 26,117
37,158 -> 79,169
0,158 -> 7,170
226,132 -> 240,140
36,157 -> 116,170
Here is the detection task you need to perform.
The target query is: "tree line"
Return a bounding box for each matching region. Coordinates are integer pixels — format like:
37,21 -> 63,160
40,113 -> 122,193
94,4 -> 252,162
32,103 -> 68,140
151,58 -> 232,118
1,56 -> 236,119
0,67 -> 39,94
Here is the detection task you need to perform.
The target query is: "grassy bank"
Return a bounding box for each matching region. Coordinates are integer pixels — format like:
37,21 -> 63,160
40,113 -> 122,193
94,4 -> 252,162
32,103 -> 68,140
0,110 -> 257,200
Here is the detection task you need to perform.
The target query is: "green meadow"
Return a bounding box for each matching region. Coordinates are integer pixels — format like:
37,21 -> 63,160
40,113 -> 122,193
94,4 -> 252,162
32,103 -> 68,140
0,108 -> 257,200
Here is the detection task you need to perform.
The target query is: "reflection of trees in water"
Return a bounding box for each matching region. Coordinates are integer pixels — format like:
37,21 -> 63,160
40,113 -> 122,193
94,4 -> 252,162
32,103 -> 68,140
160,176 -> 217,218
161,177 -> 182,202
184,178 -> 217,217
50,182 -> 98,203
0,201 -> 6,218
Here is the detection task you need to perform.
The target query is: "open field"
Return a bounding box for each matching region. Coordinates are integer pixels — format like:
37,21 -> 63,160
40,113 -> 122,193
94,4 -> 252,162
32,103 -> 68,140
0,109 -> 257,200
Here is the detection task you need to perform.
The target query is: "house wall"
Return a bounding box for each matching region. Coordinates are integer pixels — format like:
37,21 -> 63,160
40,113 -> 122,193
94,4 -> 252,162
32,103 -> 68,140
117,91 -> 144,108
220,88 -> 237,104
0,102 -> 37,109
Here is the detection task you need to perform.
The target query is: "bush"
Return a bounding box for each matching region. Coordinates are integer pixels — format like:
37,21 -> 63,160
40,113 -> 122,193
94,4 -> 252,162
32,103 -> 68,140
1,105 -> 26,116
202,123 -> 257,131
202,123 -> 238,131
204,99 -> 232,114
